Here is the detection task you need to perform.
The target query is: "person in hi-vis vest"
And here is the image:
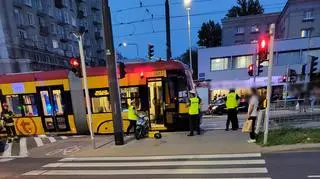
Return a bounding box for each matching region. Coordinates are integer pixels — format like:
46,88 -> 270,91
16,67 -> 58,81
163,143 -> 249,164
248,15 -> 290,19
225,89 -> 240,131
1,103 -> 18,143
126,100 -> 139,135
187,90 -> 202,136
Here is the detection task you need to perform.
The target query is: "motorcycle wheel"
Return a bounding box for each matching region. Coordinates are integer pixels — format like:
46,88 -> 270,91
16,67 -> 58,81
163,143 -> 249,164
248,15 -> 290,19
135,128 -> 142,140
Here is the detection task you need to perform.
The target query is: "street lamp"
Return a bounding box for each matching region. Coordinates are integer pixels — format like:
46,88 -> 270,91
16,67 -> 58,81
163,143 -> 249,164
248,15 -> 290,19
184,0 -> 192,71
119,42 -> 139,58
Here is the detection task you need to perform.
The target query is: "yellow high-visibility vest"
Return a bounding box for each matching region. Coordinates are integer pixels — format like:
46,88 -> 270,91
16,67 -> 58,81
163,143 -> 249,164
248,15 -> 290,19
226,93 -> 238,109
128,105 -> 138,121
189,97 -> 200,115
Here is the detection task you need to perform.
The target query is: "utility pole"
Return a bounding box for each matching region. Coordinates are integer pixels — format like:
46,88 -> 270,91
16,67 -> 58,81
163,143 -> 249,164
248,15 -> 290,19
165,0 -> 172,60
73,32 -> 95,149
264,23 -> 275,145
102,0 -> 124,145
253,47 -> 258,87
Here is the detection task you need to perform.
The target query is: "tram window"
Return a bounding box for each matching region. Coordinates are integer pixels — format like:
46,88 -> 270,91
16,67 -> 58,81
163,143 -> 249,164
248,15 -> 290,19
22,95 -> 38,116
40,91 -> 53,116
92,96 -> 111,113
6,95 -> 22,117
120,87 -> 141,110
52,90 -> 64,115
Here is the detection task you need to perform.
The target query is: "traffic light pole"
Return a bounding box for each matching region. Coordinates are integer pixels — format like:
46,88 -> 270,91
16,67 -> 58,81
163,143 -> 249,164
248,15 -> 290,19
102,0 -> 124,145
284,65 -> 289,108
264,24 -> 275,145
73,32 -> 95,149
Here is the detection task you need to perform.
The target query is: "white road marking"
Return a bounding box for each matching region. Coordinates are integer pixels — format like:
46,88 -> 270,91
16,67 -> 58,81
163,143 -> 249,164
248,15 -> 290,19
23,168 -> 268,176
60,153 -> 262,162
60,136 -> 68,140
19,137 -> 28,157
43,160 -> 266,168
308,176 -> 320,178
47,137 -> 57,143
2,142 -> 12,157
0,158 -> 15,162
33,137 -> 44,147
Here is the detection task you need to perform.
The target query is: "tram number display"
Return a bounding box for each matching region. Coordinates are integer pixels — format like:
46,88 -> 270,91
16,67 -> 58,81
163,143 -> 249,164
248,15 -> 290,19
154,71 -> 165,77
95,90 -> 109,96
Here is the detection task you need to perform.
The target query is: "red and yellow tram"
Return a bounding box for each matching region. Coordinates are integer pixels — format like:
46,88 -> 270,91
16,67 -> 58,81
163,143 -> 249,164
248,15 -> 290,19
0,60 -> 194,136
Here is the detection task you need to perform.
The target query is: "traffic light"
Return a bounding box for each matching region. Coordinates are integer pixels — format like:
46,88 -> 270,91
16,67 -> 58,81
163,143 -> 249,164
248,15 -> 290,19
248,64 -> 254,76
257,62 -> 263,76
70,57 -> 82,78
281,75 -> 288,83
258,35 -> 269,62
118,62 -> 126,79
148,43 -> 154,60
310,56 -> 318,76
288,69 -> 297,83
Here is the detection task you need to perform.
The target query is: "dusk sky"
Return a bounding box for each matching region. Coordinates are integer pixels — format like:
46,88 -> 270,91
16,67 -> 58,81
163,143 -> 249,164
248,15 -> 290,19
110,0 -> 287,59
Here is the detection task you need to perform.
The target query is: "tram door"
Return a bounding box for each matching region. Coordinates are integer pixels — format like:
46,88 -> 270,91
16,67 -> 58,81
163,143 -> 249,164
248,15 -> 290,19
147,78 -> 165,128
37,86 -> 70,132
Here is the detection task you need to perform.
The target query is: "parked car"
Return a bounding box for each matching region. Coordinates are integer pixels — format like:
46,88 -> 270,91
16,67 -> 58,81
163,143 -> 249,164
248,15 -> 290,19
206,98 -> 249,115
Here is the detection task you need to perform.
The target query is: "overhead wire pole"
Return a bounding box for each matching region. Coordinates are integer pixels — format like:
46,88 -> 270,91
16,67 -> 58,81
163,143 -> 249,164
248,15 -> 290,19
73,32 -> 95,149
102,0 -> 124,145
264,23 -> 276,145
165,0 -> 172,60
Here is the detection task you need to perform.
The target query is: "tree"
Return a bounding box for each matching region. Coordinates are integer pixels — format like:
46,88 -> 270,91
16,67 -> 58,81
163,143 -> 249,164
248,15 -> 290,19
226,0 -> 264,18
197,20 -> 222,47
178,49 -> 198,79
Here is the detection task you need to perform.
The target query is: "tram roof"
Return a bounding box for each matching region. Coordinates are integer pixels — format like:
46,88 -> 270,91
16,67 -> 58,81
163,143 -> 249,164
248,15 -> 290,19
0,60 -> 188,84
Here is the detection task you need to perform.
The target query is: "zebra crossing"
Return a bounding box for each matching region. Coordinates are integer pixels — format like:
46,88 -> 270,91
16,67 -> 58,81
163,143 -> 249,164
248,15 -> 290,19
0,135 -> 70,159
22,153 -> 271,178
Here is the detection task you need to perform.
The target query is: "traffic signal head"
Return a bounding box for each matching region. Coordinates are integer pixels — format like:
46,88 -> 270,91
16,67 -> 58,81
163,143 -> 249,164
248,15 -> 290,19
310,56 -> 318,74
248,64 -> 254,76
70,57 -> 82,78
148,44 -> 154,59
281,75 -> 287,83
118,62 -> 126,79
258,35 -> 269,62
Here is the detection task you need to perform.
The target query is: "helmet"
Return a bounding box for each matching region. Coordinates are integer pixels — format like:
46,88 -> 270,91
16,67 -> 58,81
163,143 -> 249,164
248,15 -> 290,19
154,132 -> 162,139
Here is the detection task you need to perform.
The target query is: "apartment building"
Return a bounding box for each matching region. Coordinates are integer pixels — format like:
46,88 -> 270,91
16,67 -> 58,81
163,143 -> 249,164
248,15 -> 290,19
0,0 -> 105,74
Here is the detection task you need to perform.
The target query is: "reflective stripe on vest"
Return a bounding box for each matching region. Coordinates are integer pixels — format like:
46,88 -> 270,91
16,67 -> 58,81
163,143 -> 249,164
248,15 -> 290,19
189,97 -> 199,115
226,93 -> 238,109
128,105 -> 138,121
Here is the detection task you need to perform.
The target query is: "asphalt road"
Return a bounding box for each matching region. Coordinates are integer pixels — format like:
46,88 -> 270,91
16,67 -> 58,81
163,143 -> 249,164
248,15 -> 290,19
0,151 -> 319,179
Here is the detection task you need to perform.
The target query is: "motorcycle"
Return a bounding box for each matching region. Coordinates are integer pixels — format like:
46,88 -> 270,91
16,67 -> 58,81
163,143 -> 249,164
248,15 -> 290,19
135,115 -> 149,140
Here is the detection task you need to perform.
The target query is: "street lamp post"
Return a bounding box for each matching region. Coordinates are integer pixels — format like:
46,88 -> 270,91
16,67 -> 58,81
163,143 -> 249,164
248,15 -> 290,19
119,42 -> 139,58
184,0 -> 192,72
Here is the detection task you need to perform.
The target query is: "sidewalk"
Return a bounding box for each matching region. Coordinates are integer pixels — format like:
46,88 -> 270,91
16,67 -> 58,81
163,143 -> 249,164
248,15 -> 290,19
72,130 -> 262,157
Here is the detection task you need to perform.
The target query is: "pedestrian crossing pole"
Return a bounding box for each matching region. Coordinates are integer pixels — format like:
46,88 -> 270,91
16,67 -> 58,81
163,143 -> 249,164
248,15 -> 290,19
264,23 -> 276,145
102,0 -> 124,145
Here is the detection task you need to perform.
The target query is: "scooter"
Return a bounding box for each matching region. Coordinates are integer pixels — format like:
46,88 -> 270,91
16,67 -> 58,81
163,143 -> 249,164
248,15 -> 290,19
135,115 -> 149,140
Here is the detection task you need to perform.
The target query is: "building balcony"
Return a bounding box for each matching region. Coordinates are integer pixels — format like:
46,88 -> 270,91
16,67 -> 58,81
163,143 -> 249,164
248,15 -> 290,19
40,26 -> 50,36
93,20 -> 102,26
37,9 -> 47,17
75,0 -> 85,3
13,0 -> 23,8
91,6 -> 100,11
17,23 -> 29,30
95,32 -> 103,40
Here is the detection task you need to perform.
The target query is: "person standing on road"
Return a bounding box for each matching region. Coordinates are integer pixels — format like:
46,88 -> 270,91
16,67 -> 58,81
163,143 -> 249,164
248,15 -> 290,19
225,89 -> 240,131
187,91 -> 201,136
1,103 -> 18,143
247,88 -> 259,143
126,100 -> 139,136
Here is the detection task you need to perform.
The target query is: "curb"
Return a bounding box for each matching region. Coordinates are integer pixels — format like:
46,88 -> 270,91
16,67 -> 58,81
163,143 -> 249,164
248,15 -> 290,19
261,143 -> 320,153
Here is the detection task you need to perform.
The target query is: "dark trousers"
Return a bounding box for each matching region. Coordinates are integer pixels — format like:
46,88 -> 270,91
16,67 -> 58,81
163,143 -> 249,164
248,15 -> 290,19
126,120 -> 136,135
189,114 -> 200,135
248,116 -> 257,140
5,126 -> 17,138
226,108 -> 239,130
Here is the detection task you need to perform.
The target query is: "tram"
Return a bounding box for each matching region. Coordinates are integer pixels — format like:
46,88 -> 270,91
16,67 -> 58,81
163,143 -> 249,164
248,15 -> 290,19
0,60 -> 194,136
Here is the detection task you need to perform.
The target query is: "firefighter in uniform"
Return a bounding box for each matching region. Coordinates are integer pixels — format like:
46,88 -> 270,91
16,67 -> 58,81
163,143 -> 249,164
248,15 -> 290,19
126,100 -> 139,135
1,103 -> 18,143
225,89 -> 240,131
187,91 -> 201,136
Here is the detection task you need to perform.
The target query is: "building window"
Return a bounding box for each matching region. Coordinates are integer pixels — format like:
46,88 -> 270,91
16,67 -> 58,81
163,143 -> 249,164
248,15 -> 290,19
251,25 -> 259,33
277,51 -> 300,66
210,57 -> 229,71
52,39 -> 59,48
304,10 -> 314,20
236,27 -> 244,34
27,13 -> 34,25
251,40 -> 258,44
63,12 -> 70,24
233,55 -> 253,69
51,23 -> 56,34
301,29 -> 312,38
18,30 -> 27,39
24,0 -> 32,7
71,17 -> 76,26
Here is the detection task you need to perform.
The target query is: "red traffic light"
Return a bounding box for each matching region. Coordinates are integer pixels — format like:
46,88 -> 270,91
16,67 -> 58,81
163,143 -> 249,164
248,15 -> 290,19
248,64 -> 254,76
258,36 -> 269,50
70,57 -> 80,67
